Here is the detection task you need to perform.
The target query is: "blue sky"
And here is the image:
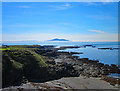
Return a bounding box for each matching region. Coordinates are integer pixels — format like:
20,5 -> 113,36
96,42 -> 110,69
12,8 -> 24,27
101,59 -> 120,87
2,2 -> 118,42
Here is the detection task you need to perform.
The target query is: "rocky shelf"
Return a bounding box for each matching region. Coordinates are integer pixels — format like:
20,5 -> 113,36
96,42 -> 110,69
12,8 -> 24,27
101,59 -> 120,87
98,48 -> 120,50
57,46 -> 80,50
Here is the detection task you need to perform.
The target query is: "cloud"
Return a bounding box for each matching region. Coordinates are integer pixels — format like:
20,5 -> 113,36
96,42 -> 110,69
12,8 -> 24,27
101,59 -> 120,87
50,3 -> 71,10
61,3 -> 71,7
101,0 -> 119,5
104,0 -> 116,2
85,1 -> 117,6
69,33 -> 118,42
102,0 -> 116,5
3,32 -> 118,42
2,3 -> 31,8
17,6 -> 31,8
88,30 -> 105,33
4,24 -> 68,31
85,2 -> 99,6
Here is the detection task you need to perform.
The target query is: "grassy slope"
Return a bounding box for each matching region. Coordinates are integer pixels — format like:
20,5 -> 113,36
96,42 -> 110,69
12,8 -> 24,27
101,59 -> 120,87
2,45 -> 48,67
2,46 -> 48,87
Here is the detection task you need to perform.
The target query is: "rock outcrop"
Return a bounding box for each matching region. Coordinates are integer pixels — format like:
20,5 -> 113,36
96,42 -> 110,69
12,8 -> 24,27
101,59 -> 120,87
2,45 -> 120,88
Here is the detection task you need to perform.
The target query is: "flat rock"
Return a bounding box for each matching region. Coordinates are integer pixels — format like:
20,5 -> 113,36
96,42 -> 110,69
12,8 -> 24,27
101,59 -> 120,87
2,76 -> 118,90
55,76 -> 118,89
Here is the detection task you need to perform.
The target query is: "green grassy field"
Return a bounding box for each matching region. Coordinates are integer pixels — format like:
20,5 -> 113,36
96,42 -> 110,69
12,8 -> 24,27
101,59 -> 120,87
0,45 -> 38,50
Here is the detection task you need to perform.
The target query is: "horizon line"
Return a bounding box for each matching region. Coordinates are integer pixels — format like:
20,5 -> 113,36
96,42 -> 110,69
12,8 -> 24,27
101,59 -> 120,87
1,40 -> 119,42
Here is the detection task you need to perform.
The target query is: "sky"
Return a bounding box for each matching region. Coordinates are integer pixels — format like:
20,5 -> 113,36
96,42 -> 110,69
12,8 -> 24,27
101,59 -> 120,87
2,2 -> 118,42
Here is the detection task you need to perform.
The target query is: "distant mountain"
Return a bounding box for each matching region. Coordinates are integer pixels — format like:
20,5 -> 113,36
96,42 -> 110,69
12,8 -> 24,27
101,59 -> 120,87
48,38 -> 69,41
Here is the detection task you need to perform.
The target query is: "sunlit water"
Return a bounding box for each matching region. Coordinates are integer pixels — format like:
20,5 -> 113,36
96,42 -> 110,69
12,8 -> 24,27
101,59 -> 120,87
60,47 -> 118,66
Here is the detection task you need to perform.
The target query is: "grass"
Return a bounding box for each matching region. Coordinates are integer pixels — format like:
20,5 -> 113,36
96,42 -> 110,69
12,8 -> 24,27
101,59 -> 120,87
0,46 -> 24,50
31,51 -> 48,67
0,48 -> 10,50
10,59 -> 23,69
0,46 -> 37,51
2,45 -> 48,68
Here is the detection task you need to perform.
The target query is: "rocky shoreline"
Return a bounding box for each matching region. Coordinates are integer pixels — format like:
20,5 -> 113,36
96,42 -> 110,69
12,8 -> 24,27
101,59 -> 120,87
2,45 -> 120,90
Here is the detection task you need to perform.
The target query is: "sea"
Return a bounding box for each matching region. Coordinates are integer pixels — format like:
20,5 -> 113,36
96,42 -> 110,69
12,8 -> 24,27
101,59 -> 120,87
2,41 -> 120,78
